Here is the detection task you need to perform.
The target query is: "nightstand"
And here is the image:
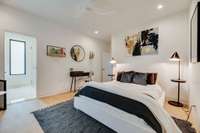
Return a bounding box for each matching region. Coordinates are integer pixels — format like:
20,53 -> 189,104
168,79 -> 186,107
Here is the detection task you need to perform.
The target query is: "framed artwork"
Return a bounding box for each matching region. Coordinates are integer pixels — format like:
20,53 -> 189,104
125,27 -> 159,56
70,45 -> 85,62
47,45 -> 66,57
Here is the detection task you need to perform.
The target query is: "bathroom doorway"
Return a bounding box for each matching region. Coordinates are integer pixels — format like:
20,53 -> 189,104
4,32 -> 37,104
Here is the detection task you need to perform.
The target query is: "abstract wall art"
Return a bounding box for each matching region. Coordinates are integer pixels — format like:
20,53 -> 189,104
125,27 -> 159,56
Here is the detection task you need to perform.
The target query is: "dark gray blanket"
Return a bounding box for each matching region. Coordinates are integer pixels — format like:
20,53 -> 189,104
76,86 -> 162,133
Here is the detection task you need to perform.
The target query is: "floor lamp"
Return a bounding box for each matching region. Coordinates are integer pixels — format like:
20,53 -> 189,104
168,52 -> 186,107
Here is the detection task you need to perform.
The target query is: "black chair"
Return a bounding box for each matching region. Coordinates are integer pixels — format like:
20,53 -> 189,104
0,80 -> 7,110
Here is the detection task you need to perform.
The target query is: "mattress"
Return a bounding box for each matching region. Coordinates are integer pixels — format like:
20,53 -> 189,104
74,81 -> 181,133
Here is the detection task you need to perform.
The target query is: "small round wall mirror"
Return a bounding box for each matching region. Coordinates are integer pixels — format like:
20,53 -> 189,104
70,45 -> 85,62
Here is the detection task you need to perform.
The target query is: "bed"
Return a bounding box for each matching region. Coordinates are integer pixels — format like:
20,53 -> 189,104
74,65 -> 181,133
74,81 -> 181,133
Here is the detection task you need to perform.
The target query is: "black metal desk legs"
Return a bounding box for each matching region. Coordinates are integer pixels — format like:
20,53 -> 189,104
70,77 -> 77,92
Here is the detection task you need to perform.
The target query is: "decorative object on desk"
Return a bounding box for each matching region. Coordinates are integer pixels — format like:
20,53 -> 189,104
190,2 -> 200,63
125,27 -> 159,56
89,51 -> 95,60
0,80 -> 6,110
110,57 -> 117,64
70,45 -> 85,62
168,51 -> 185,107
47,45 -> 66,57
69,68 -> 74,72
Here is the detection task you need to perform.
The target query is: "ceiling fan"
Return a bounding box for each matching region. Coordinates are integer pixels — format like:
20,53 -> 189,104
74,0 -> 115,18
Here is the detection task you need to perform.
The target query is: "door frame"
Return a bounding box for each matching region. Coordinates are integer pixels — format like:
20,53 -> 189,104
4,32 -> 38,99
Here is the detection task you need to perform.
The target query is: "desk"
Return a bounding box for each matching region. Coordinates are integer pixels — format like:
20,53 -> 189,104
70,71 -> 90,92
108,74 -> 115,81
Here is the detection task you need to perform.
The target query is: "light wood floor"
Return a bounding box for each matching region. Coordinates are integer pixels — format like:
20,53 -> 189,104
0,92 -> 75,133
0,92 -> 196,133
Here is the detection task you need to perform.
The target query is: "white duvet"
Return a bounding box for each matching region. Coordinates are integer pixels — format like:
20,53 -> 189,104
81,81 -> 181,133
102,81 -> 163,101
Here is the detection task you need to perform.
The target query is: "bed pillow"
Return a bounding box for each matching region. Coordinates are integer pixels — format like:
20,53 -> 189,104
147,73 -> 158,85
116,72 -> 123,81
132,72 -> 148,85
120,71 -> 135,83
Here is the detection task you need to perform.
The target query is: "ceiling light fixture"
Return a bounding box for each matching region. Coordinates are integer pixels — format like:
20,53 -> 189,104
157,4 -> 163,10
94,30 -> 99,34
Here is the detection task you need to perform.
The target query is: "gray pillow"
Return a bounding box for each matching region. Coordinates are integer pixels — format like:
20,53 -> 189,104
120,71 -> 135,83
132,72 -> 148,85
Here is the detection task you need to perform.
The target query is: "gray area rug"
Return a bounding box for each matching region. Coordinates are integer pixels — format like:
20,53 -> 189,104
33,100 -> 196,133
33,100 -> 116,133
172,117 -> 196,133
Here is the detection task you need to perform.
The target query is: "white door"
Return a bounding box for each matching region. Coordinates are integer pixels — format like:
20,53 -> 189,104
102,52 -> 112,82
4,32 -> 37,103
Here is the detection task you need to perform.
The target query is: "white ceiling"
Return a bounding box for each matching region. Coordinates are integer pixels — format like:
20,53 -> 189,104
0,0 -> 191,42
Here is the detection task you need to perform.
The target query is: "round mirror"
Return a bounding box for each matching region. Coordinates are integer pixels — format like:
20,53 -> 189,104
70,45 -> 85,62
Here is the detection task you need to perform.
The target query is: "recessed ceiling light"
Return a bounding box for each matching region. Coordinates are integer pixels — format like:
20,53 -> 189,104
94,30 -> 99,34
157,4 -> 163,10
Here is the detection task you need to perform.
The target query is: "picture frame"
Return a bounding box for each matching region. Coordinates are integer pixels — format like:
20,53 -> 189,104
125,27 -> 159,56
47,45 -> 66,57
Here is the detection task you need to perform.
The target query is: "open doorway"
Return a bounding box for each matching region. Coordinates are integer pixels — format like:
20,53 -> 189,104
102,52 -> 112,82
4,32 -> 37,104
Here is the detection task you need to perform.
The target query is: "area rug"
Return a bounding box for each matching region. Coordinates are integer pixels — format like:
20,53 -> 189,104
33,100 -> 116,133
33,100 -> 196,133
172,117 -> 196,133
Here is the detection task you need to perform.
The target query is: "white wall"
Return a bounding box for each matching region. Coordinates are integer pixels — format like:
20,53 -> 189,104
111,11 -> 189,103
189,0 -> 200,130
0,4 -> 110,97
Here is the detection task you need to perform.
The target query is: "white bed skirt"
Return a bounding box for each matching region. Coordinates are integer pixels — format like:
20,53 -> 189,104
74,96 -> 157,133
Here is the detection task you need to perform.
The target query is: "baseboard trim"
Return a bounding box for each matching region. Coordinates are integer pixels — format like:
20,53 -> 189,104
38,89 -> 70,98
